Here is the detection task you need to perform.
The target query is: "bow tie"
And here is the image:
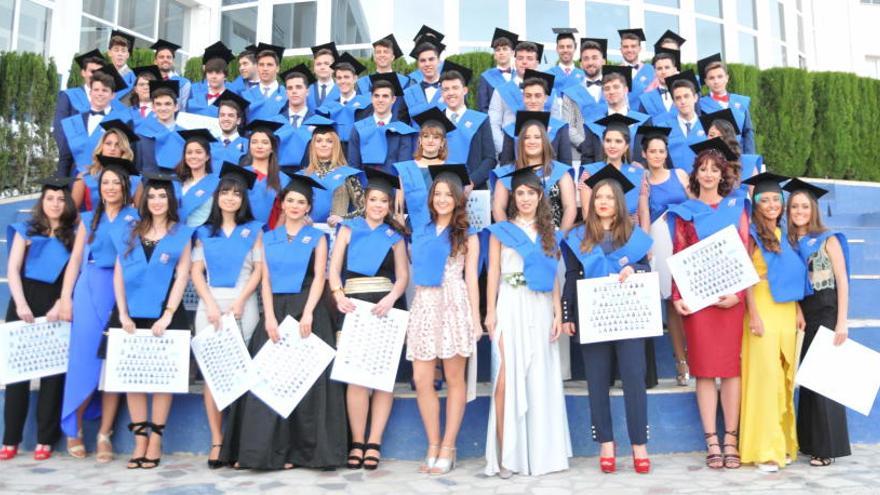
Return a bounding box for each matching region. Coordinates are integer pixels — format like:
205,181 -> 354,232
89,109 -> 106,116
420,81 -> 439,89
711,93 -> 730,103
207,92 -> 221,99
499,68 -> 512,74
585,80 -> 602,87
658,88 -> 669,95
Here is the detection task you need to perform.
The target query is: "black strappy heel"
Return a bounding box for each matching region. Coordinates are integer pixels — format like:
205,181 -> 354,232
126,422 -> 150,469
363,443 -> 382,471
722,430 -> 741,469
347,442 -> 365,469
207,444 -> 224,469
141,423 -> 165,469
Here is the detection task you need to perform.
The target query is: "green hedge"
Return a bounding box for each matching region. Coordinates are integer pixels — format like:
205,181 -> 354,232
2,49 -> 878,194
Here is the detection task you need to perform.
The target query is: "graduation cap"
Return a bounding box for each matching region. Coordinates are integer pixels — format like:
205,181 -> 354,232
601,64 -> 632,90
584,164 -> 635,193
364,167 -> 401,196
580,38 -> 608,59
665,70 -> 700,93
142,171 -> 179,187
492,28 -> 519,47
99,119 -> 139,143
212,90 -> 250,112
93,64 -> 127,91
280,63 -> 317,86
412,107 -> 455,133
414,25 -> 445,42
132,64 -> 162,80
593,113 -> 640,135
410,37 -> 446,59
219,162 -> 257,190
440,59 -> 473,85
530,41 -> 546,63
696,52 -> 724,80
150,39 -> 181,55
148,79 -> 179,99
36,176 -> 77,191
552,27 -> 578,42
244,119 -> 283,135
178,128 -> 218,144
428,164 -> 470,188
521,69 -> 554,95
372,34 -> 404,60
369,72 -> 404,96
281,170 -> 327,202
109,29 -> 135,50
332,52 -> 367,75
96,155 -> 139,177
255,42 -> 285,61
699,108 -> 741,135
74,49 -> 104,69
242,44 -> 258,54
202,41 -> 234,64
303,114 -> 336,134
501,165 -> 544,191
618,28 -> 646,42
653,30 -> 686,52
742,171 -> 790,196
653,47 -> 682,70
514,111 -> 550,136
310,41 -> 339,59
782,178 -> 829,200
635,125 -> 672,139
689,137 -> 737,162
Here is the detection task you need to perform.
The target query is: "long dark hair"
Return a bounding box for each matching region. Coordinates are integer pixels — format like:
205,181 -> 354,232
27,187 -> 78,250
205,176 -> 255,236
752,191 -> 782,253
245,130 -> 281,192
174,138 -> 213,181
506,182 -> 557,256
428,175 -> 470,256
364,186 -> 409,236
578,178 -> 632,253
125,181 -> 180,257
709,120 -> 743,186
89,167 -> 132,244
601,126 -> 631,163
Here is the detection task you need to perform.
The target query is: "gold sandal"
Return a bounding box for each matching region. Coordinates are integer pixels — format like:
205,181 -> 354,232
66,433 -> 86,459
96,431 -> 114,463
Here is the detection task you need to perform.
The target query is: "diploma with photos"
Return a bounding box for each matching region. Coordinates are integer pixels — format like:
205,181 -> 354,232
104,328 -> 192,394
467,190 -> 492,231
0,318 -> 70,385
191,314 -> 256,410
577,272 -> 664,344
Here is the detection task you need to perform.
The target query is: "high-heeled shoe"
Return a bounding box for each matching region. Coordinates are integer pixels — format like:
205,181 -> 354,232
599,444 -> 616,473
430,446 -> 456,475
96,431 -> 114,464
0,445 -> 18,461
141,422 -> 165,469
67,430 -> 86,459
33,444 -> 53,461
675,359 -> 690,386
418,444 -> 439,473
362,443 -> 382,471
633,455 -> 651,474
347,442 -> 365,469
127,422 -> 149,469
207,444 -> 224,469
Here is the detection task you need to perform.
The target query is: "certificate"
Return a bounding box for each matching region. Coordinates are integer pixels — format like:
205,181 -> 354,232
0,318 -> 70,385
577,272 -> 664,344
191,314 -> 256,410
467,190 -> 491,231
103,328 -> 191,393
175,111 -> 222,136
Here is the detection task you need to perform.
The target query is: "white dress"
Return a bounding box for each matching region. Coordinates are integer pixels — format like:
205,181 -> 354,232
192,242 -> 261,344
484,226 -> 572,476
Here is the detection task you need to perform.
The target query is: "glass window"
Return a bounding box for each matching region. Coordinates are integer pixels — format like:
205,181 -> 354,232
222,0 -> 255,5
460,0 -> 507,41
737,0 -> 756,29
83,0 -> 115,21
737,32 -> 757,66
586,2 -> 630,47
770,0 -> 786,41
645,11 -> 679,52
158,0 -> 186,47
273,2 -> 317,49
17,0 -> 51,56
526,0 -> 567,43
80,16 -> 112,52
330,0 -> 371,45
797,14 -> 805,52
695,19 -> 724,59
695,0 -> 722,17
777,44 -> 787,67
393,1 -> 443,48
221,6 -> 256,53
645,0 -> 679,7
0,0 -> 14,51
119,0 -> 156,37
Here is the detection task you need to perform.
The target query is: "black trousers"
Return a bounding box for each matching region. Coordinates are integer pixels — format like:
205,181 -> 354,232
3,374 -> 66,446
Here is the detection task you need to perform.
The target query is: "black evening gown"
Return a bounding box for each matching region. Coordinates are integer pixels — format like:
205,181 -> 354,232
220,252 -> 348,469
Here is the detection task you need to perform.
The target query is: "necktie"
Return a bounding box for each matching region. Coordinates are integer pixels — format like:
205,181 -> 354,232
139,106 -> 147,117
585,80 -> 602,87
685,122 -> 692,134
223,138 -> 231,146
263,87 -> 271,97
290,114 -> 300,127
712,93 -> 730,103
564,67 -> 571,75
319,84 -> 327,105
377,120 -> 385,127
450,112 -> 459,124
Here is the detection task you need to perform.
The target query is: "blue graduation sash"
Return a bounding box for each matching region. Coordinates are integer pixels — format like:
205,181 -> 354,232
403,84 -> 444,124
491,161 -> 572,195
62,108 -> 134,171
653,114 -> 706,173
7,222 -> 72,283
263,224 -> 323,294
666,195 -> 745,241
135,116 -> 185,168
394,160 -> 433,229
210,137 -> 248,171
750,226 -> 808,303
445,109 -> 488,164
481,68 -> 508,91
631,64 -> 655,95
583,162 -> 644,215
81,206 -> 138,268
496,80 -> 525,112
562,84 -> 603,117
797,230 -> 850,296
353,118 -> 417,164
113,223 -> 194,318
411,222 -> 453,287
741,154 -> 762,180
308,82 -> 340,110
344,217 -> 403,277
486,221 -> 559,292
275,123 -> 313,165
698,93 -> 750,132
82,171 -> 101,211
64,87 -> 91,114
300,166 -> 365,222
196,220 -> 262,288
639,89 -> 668,117
246,168 -> 291,224
562,225 -> 652,279
318,95 -> 371,141
180,174 -> 220,222
546,66 -> 586,92
186,82 -> 222,117
242,84 -> 288,123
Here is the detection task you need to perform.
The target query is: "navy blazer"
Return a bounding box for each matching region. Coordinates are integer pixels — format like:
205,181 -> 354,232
347,117 -> 416,174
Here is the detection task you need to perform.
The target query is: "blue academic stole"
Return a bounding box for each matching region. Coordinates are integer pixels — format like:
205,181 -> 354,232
180,175 -> 220,222
354,118 -> 417,163
263,224 -> 323,294
631,64 -> 655,95
584,162 -> 644,216
301,166 -> 364,222
411,223 -> 454,287
82,172 -> 101,211
639,89 -> 668,117
135,116 -> 184,168
562,225 -> 652,279
481,68 -> 508,91
654,114 -> 706,173
7,222 -> 72,283
186,82 -> 222,117
318,95 -> 370,141
491,161 -> 572,195
196,220 -> 262,288
246,169 -> 291,224
114,223 -> 194,318
62,109 -> 134,171
344,217 -> 402,277
698,94 -> 750,132
210,137 -> 248,170
496,80 -> 525,111
750,226 -> 808,303
797,231 -> 851,296
546,66 -> 586,92
403,84 -> 443,121
562,84 -> 603,117
276,124 -> 313,165
308,82 -> 340,110
445,110 -> 488,164
394,160 -> 433,229
740,154 -> 762,181
81,206 -> 138,268
242,84 -> 287,123
486,221 -> 559,292
667,196 -> 745,241
64,87 -> 91,114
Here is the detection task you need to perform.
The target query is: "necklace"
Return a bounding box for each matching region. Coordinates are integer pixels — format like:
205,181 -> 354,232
514,217 -> 535,228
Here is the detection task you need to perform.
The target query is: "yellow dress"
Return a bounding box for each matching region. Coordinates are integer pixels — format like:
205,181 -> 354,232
739,229 -> 799,466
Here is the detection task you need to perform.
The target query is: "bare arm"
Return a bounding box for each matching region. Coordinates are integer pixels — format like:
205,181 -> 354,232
7,234 -> 33,323
483,235 -> 502,339
558,174 -> 577,231
298,236 -> 328,338
492,180 -> 509,223
465,235 -> 482,340
328,226 -> 356,314
190,239 -> 220,329
372,239 -> 410,317
57,223 -> 87,321
71,173 -> 87,210
230,233 -> 264,318
113,258 -> 135,332
827,236 -> 850,345
260,242 -> 279,342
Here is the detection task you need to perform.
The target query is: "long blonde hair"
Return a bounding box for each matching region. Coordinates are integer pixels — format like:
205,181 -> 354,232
514,122 -> 554,176
306,129 -> 347,173
88,129 -> 135,175
579,179 -> 632,253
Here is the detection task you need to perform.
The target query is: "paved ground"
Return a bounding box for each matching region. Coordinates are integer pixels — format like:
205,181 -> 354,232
2,444 -> 878,494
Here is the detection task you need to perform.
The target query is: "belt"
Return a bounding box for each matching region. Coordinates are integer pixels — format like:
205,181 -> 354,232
343,276 -> 393,295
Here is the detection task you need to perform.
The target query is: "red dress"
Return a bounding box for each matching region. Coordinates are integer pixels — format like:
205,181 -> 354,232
671,207 -> 749,378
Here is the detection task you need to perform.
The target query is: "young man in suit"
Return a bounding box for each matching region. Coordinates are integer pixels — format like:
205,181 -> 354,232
227,47 -> 260,95
186,42 -> 234,117
498,73 -> 572,165
134,80 -> 185,173
649,72 -> 706,172
439,67 -> 496,188
476,28 -> 518,113
53,49 -> 106,157
546,27 -> 585,92
402,38 -> 445,121
211,91 -> 250,168
558,38 -> 607,161
151,39 -> 192,110
618,28 -> 653,100
348,74 -> 416,173
487,40 -> 543,155
274,65 -> 317,166
317,53 -> 371,154
637,50 -> 680,118
697,54 -> 756,154
242,43 -> 288,122
308,42 -> 339,110
578,68 -> 649,164
356,34 -> 410,121
108,30 -> 136,98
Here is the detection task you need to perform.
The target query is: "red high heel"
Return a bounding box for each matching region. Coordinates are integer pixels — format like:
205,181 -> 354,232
633,455 -> 651,474
0,445 -> 18,460
599,444 -> 616,473
33,444 -> 52,461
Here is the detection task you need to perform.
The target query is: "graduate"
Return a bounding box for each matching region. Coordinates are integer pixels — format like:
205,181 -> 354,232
348,73 -> 417,173
356,34 -> 410,120
242,43 -> 288,122
785,179 -> 852,467
53,48 -> 106,150
637,50 -> 681,118
186,41 -> 234,117
240,119 -> 289,227
702,108 -> 762,191
226,46 -> 260,95
498,74 -> 573,165
317,53 -> 371,151
151,39 -> 192,110
402,37 -> 446,122
108,30 -> 136,99
211,91 -> 250,168
697,54 -> 756,155
57,66 -> 133,177
618,28 -> 654,98
483,167 -> 572,478
487,40 -> 543,155
124,65 -> 162,125
274,65 -> 317,167
327,168 -> 409,471
491,113 -> 576,230
134,79 -> 185,173
190,163 -> 264,469
560,166 -> 653,474
70,119 -> 138,211
407,165 -> 481,475
164,128 -> 220,227
407,25 -> 446,85
220,173 -> 347,471
546,28 -> 585,92
476,28 -> 519,113
308,42 -> 339,109
439,65 -> 497,188
110,171 -> 193,470
578,67 -> 650,161
668,144 -> 749,470
58,157 -> 139,463
650,71 -> 706,172
1,177 -> 78,462
296,116 -> 366,226
558,38 -> 608,160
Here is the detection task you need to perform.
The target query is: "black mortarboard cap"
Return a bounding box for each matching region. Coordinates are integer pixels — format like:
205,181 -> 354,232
700,108 -> 741,136
521,69 -> 554,95
601,64 -> 632,90
99,119 -> 139,143
514,111 -> 550,136
202,41 -> 234,64
552,27 -> 578,42
93,64 -> 127,91
364,167 -> 400,195
665,69 -> 700,93
178,128 -> 218,144
142,171 -> 179,187
280,63 -> 316,86
428,164 -> 470,187
36,176 -> 77,190
410,37 -> 446,59
281,170 -> 326,202
517,41 -> 545,62
219,162 -> 257,190
369,72 -> 404,96
244,119 -> 284,135
332,52 -> 367,75
310,41 -> 339,59
743,171 -> 790,196
96,155 -> 139,177
132,64 -> 162,80
413,107 -> 455,133
373,34 -> 403,60
689,137 -> 737,162
212,90 -> 250,112
149,79 -> 180,98
584,164 -> 635,193
440,59 -> 473,85
414,25 -> 445,42
653,30 -> 686,51
618,28 -> 646,42
150,38 -> 181,54
635,125 -> 673,138
580,38 -> 608,59
697,52 -> 724,80
501,165 -> 544,191
782,178 -> 829,200
255,42 -> 285,61
74,49 -> 104,69
109,29 -> 135,50
593,113 -> 640,134
654,47 -> 682,70
492,28 -> 519,47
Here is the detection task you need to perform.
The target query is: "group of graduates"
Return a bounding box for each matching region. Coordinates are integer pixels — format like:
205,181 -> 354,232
0,22 -> 852,477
